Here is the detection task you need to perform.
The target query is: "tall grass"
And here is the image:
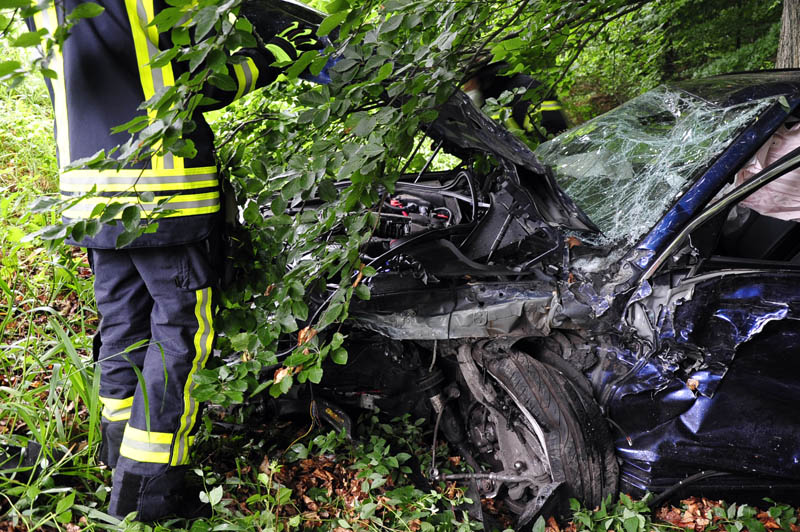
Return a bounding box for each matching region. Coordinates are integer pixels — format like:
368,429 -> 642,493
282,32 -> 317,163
0,41 -> 105,530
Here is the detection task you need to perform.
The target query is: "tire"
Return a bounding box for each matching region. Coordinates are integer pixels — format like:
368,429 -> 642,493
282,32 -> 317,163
484,349 -> 618,509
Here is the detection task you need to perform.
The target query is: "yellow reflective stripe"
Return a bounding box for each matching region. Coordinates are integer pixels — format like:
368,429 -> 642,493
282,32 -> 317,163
232,58 -> 260,100
265,42 -> 292,64
34,6 -> 70,168
99,396 -> 134,410
64,203 -> 220,220
171,287 -> 214,466
233,63 -> 247,101
246,57 -> 260,93
119,445 -> 170,463
124,0 -> 181,171
61,191 -> 218,204
100,396 -> 134,421
62,167 -> 217,180
540,100 -> 562,111
124,0 -> 155,109
124,424 -> 173,445
62,179 -> 218,193
505,116 -> 524,133
63,194 -> 219,220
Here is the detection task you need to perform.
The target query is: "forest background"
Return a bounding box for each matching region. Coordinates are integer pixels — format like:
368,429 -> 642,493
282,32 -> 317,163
0,0 -> 795,530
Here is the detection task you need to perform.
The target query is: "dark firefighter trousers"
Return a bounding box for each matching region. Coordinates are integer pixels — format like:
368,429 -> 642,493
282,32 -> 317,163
89,236 -> 219,520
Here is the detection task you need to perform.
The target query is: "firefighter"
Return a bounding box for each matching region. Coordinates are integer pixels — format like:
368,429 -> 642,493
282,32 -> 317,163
463,62 -> 568,141
30,0 -> 321,521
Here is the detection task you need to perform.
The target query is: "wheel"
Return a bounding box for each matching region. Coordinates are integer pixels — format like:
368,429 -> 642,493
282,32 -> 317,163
482,349 -> 618,510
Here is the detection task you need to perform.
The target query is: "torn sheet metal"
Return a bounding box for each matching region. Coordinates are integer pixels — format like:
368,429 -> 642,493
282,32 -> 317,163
352,283 -> 557,340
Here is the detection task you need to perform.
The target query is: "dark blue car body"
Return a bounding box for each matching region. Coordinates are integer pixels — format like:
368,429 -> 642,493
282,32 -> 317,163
355,71 -> 800,500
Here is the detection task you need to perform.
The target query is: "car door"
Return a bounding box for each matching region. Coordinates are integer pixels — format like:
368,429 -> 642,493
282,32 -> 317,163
613,137 -> 800,495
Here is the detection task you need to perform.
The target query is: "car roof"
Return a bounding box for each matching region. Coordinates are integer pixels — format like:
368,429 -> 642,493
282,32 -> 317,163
670,70 -> 800,107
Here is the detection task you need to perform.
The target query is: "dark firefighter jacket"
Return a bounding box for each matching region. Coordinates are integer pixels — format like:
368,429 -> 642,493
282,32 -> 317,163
30,0 -> 284,248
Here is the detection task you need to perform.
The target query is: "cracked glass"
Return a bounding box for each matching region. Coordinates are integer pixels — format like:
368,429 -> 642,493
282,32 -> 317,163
535,86 -> 773,246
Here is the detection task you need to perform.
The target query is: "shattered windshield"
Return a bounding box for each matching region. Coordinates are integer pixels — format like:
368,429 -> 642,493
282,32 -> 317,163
535,86 -> 773,245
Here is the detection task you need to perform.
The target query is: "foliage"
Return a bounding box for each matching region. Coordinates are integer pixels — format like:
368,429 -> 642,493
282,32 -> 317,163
562,0 -> 782,120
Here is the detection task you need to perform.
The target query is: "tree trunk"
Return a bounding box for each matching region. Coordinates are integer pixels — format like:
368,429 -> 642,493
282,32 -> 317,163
777,0 -> 800,68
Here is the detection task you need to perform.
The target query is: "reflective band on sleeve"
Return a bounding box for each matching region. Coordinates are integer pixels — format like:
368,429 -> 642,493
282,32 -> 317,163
124,0 -> 182,172
233,63 -> 246,101
99,396 -> 134,422
232,57 -> 260,101
120,424 -> 173,464
540,100 -> 562,111
33,6 -> 70,167
171,287 -> 214,466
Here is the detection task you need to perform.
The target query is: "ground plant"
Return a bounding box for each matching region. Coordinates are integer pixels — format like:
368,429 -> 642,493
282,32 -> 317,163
0,0 -> 798,530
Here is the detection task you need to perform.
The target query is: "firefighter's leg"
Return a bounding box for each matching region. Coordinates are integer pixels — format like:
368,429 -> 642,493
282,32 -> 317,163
108,240 -> 219,521
88,249 -> 152,469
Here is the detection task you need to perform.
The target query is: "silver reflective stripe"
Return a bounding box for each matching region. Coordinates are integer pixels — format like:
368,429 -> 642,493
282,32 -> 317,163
144,197 -> 219,210
131,0 -> 177,171
102,405 -> 132,421
121,437 -> 172,454
137,0 -> 163,91
61,172 -> 216,186
242,61 -> 255,93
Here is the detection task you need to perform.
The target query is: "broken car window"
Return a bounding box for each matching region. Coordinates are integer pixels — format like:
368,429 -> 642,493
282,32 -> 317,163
535,86 -> 772,246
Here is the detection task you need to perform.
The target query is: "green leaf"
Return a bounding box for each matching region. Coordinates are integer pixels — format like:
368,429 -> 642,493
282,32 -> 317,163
208,485 -> 223,506
152,6 -> 183,31
359,501 -> 377,519
317,179 -> 338,202
307,367 -> 323,384
373,62 -> 393,83
70,220 -> 86,242
12,30 -> 45,48
317,11 -> 347,37
193,5 -> 218,41
331,347 -> 347,364
354,284 -> 370,300
171,25 -> 190,46
352,115 -> 377,137
67,2 -> 104,20
0,0 -> 32,8
55,491 -> 75,516
381,13 -> 404,33
121,205 -> 141,232
116,230 -> 139,249
325,0 -> 348,13
208,72 -> 237,91
317,302 -> 342,329
331,332 -> 344,349
623,516 -> 639,532
0,60 -> 21,77
99,202 -> 126,223
150,46 -> 179,68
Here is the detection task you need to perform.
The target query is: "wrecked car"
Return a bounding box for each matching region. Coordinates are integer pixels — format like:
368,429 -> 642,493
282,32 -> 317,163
284,70 -> 800,528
